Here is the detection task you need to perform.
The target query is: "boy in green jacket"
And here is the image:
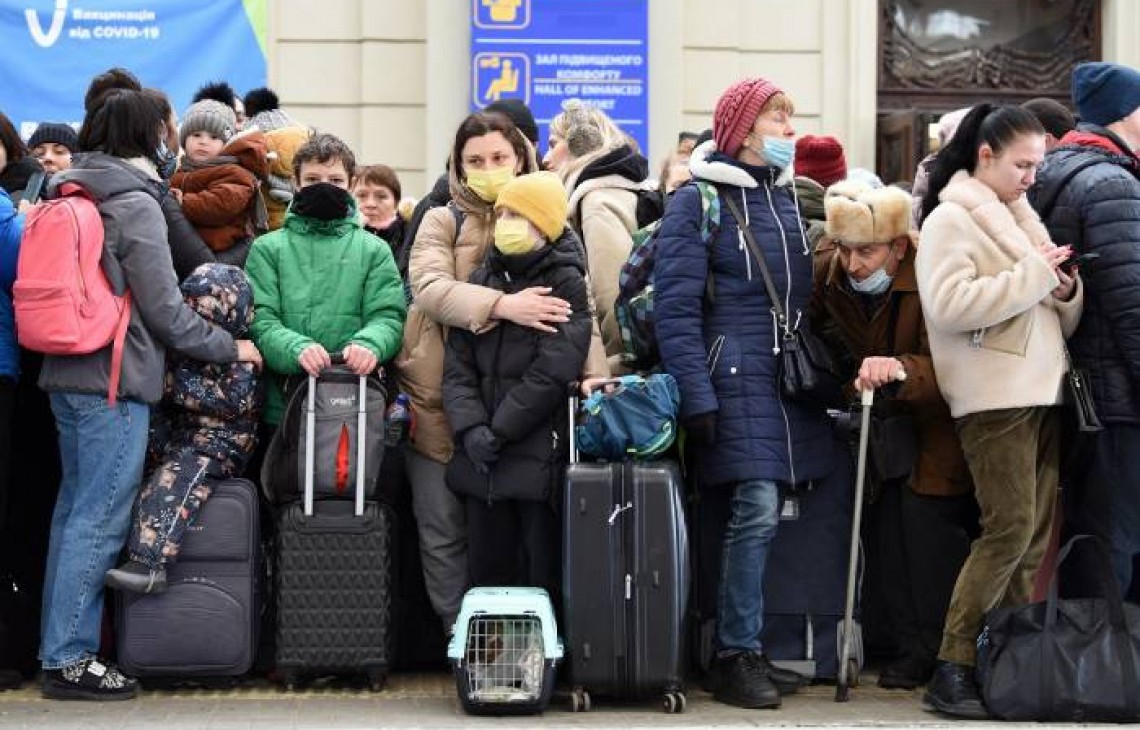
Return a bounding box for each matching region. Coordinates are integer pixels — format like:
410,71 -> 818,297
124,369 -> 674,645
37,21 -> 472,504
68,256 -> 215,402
245,132 -> 406,427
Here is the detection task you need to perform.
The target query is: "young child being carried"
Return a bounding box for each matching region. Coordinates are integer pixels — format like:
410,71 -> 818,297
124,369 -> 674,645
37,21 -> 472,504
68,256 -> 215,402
171,100 -> 270,267
106,263 -> 263,593
443,171 -> 592,601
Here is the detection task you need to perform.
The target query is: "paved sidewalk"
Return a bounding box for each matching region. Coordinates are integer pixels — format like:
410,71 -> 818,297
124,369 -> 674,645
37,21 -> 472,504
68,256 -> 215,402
0,672 -> 1080,729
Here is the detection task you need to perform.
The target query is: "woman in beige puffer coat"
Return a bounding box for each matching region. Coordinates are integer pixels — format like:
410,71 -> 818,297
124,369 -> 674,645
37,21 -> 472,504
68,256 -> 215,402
397,111 -> 607,631
546,100 -> 654,371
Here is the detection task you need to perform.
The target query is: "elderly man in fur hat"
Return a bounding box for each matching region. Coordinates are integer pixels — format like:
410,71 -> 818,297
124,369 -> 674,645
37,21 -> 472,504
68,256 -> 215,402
809,181 -> 977,692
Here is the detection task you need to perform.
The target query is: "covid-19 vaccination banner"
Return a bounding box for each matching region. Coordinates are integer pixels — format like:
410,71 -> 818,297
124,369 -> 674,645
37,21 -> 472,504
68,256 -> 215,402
0,0 -> 267,139
470,0 -> 649,156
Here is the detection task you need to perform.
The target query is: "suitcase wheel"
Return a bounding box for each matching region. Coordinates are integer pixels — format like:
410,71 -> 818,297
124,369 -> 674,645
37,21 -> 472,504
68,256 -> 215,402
569,687 -> 591,712
662,691 -> 686,714
281,672 -> 300,692
368,671 -> 387,693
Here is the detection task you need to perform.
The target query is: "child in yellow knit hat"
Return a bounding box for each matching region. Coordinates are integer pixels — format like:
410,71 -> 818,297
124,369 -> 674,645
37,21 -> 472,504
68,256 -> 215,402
442,171 -> 589,599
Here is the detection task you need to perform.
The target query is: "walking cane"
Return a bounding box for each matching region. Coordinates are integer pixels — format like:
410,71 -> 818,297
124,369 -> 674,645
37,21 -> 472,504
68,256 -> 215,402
836,372 -> 904,702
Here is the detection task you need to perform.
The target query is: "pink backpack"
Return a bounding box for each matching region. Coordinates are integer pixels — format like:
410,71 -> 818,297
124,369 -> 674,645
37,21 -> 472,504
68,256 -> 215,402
14,183 -> 132,405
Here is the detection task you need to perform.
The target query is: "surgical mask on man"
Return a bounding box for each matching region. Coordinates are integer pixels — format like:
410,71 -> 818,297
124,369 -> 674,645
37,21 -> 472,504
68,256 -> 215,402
848,267 -> 894,296
153,142 -> 178,180
466,165 -> 515,202
493,217 -> 536,255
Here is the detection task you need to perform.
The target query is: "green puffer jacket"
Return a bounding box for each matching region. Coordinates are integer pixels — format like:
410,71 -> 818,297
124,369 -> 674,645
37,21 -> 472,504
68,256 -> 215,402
246,205 -> 407,424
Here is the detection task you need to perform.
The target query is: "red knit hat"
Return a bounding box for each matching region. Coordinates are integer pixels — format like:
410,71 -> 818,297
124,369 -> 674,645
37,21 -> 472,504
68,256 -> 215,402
713,77 -> 782,158
795,135 -> 847,188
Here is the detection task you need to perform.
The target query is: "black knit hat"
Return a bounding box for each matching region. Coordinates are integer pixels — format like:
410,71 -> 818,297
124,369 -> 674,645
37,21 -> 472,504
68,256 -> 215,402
28,122 -> 78,153
485,99 -> 539,146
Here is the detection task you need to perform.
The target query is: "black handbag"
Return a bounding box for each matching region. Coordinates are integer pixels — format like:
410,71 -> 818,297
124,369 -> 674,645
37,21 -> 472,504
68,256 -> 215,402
722,195 -> 844,410
977,535 -> 1140,722
1063,345 -> 1104,433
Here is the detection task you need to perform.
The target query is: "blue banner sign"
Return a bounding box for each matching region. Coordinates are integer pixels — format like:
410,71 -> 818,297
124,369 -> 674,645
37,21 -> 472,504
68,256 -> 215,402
470,0 -> 649,156
0,0 -> 267,138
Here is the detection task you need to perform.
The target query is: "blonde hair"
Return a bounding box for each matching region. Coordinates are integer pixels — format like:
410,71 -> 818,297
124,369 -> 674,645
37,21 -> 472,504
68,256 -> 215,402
548,99 -> 627,158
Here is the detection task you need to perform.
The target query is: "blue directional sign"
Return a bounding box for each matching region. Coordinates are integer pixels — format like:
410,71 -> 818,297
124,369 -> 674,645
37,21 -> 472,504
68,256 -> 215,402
470,0 -> 649,157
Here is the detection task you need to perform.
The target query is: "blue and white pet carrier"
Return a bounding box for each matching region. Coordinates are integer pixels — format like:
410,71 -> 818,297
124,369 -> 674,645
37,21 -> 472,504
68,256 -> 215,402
448,587 -> 563,715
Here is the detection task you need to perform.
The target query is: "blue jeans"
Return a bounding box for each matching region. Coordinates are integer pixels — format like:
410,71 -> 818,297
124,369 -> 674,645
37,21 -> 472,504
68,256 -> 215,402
716,478 -> 780,653
40,392 -> 149,669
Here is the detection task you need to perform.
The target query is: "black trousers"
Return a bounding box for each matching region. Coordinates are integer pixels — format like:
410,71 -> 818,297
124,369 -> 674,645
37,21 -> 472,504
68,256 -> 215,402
466,497 -> 560,605
863,480 -> 978,663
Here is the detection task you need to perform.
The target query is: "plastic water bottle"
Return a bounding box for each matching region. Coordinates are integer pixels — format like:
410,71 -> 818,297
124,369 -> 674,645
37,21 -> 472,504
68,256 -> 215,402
385,394 -> 414,447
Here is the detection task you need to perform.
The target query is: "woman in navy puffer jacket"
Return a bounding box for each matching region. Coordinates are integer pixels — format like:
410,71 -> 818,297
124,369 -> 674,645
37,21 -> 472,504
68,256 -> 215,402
655,77 -> 832,710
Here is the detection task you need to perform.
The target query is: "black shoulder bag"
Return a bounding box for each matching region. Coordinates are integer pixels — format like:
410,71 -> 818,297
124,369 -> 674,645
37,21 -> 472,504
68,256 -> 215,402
722,194 -> 844,410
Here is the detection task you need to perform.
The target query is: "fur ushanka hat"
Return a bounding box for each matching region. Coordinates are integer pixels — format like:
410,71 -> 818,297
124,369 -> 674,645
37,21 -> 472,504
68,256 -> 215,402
824,180 -> 912,245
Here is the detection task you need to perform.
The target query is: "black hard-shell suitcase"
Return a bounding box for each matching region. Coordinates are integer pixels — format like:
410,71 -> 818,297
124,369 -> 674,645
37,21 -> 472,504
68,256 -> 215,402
116,478 -> 261,680
562,391 -> 690,713
275,366 -> 394,691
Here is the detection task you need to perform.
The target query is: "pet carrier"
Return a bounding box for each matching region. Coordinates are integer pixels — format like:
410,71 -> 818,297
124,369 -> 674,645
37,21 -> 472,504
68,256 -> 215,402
448,587 -> 563,715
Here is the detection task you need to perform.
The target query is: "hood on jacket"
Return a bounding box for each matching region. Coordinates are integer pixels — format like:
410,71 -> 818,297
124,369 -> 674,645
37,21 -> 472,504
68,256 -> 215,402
49,152 -> 158,203
1033,124 -> 1140,217
0,155 -> 45,200
794,175 -> 825,220
570,144 -> 649,191
688,139 -> 790,189
222,128 -> 271,180
180,262 -> 254,337
447,129 -> 540,215
487,226 -> 586,279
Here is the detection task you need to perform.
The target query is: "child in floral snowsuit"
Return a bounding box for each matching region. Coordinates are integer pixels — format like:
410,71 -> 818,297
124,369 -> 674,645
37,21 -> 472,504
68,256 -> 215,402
105,263 -> 262,594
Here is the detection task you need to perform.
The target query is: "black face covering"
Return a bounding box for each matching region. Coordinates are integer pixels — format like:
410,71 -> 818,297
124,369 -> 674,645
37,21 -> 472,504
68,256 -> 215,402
292,182 -> 353,221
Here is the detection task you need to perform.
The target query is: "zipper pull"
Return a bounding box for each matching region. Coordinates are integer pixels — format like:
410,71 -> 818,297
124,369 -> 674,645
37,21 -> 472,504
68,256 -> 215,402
970,329 -> 984,349
625,573 -> 632,600
607,501 -> 633,525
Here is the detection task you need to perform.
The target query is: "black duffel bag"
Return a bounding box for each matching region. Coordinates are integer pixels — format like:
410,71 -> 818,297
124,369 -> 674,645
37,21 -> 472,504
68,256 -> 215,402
977,535 -> 1140,722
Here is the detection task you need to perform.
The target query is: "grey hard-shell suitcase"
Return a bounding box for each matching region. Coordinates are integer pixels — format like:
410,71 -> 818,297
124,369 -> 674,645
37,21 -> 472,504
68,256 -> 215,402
275,366 -> 394,691
116,478 -> 261,680
562,389 -> 690,713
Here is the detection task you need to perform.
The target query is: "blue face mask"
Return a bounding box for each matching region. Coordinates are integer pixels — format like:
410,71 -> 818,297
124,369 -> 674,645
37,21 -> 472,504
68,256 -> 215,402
154,142 -> 177,180
848,267 -> 894,296
761,136 -> 796,170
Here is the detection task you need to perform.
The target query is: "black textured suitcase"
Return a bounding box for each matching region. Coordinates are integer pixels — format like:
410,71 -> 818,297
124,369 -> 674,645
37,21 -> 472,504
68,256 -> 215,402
116,478 -> 261,680
562,393 -> 690,713
274,364 -> 393,690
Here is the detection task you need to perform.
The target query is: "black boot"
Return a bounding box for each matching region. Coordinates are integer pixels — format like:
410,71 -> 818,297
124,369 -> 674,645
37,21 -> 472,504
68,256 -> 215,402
755,653 -> 807,694
879,652 -> 935,690
104,560 -> 166,595
922,660 -> 988,720
711,651 -> 781,709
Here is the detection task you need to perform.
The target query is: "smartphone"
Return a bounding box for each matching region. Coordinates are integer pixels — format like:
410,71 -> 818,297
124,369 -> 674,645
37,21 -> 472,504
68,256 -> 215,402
1064,251 -> 1100,270
22,170 -> 47,206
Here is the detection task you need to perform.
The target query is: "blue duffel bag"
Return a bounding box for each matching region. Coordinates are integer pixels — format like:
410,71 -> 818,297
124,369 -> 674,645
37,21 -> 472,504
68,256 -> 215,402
576,374 -> 681,460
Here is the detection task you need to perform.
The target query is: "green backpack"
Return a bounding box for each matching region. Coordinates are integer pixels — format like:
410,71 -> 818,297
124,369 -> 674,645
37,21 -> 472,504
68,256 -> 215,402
614,181 -> 721,370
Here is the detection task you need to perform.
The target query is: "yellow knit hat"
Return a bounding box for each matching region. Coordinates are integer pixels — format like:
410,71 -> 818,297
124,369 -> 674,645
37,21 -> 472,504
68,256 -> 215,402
495,171 -> 567,240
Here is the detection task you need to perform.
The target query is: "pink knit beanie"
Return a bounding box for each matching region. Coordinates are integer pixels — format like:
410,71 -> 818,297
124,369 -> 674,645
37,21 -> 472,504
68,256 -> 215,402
713,77 -> 782,158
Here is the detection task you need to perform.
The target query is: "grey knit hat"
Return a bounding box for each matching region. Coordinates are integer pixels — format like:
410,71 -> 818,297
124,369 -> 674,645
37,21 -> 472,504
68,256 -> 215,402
179,100 -> 237,149
246,108 -> 296,132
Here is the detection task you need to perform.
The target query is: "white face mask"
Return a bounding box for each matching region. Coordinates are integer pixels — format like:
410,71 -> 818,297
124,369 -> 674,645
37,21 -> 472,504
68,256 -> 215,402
848,267 -> 893,296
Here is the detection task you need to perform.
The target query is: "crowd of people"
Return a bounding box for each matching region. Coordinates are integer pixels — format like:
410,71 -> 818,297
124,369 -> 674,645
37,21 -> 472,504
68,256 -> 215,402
0,59 -> 1138,721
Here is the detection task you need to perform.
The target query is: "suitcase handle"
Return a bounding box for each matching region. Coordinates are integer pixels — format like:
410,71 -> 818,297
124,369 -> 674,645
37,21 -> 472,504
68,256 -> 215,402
567,382 -> 580,465
304,359 -> 371,518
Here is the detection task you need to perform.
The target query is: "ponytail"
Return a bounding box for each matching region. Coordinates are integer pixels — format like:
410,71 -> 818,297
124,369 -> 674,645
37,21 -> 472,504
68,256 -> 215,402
918,103 -> 1045,226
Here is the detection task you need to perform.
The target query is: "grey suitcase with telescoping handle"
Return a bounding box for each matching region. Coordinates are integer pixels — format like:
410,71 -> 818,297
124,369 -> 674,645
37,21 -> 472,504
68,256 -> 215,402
275,358 -> 394,691
562,385 -> 690,714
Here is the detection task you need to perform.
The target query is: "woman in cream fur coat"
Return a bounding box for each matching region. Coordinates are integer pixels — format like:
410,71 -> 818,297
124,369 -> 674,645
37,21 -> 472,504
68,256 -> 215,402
915,104 -> 1083,720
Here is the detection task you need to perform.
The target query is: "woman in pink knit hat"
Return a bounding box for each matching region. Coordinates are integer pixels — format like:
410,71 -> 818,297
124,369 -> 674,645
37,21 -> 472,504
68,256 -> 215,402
655,77 -> 833,709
